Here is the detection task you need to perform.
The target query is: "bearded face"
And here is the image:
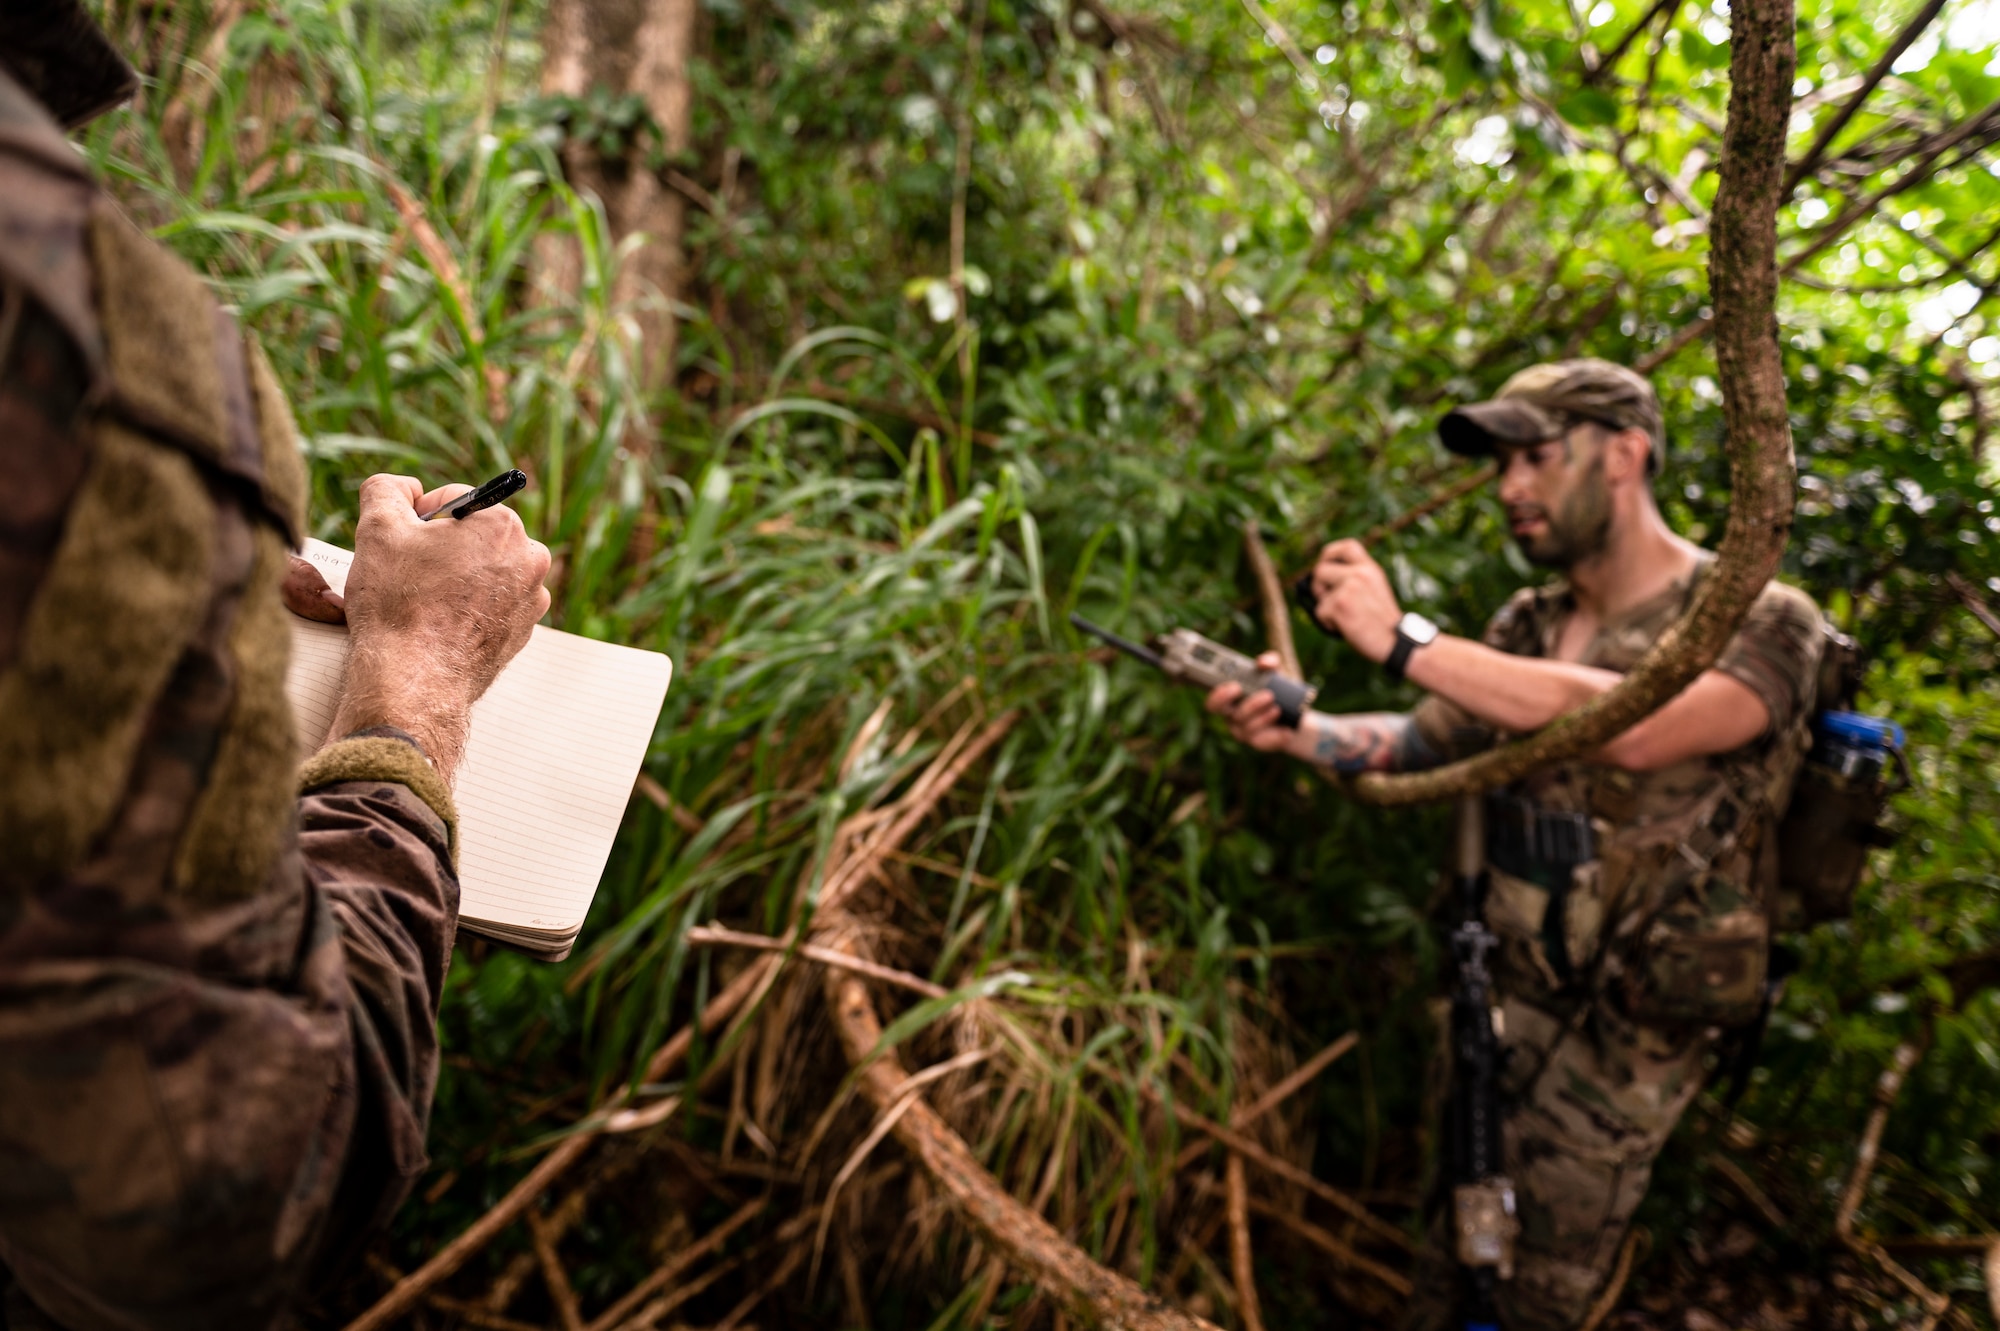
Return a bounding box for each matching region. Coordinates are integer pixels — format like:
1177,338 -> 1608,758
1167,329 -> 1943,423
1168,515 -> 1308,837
1500,433 -> 1616,569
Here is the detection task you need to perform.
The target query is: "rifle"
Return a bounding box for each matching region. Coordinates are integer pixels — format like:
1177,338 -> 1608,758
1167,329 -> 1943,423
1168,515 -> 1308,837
1068,612 -> 1318,728
1447,795 -> 1517,1330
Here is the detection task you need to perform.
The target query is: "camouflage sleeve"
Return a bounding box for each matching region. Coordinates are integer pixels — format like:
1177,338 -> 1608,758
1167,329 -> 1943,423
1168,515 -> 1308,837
297,728 -> 462,1270
0,80 -> 468,1327
1409,586 -> 1546,760
1712,580 -> 1824,737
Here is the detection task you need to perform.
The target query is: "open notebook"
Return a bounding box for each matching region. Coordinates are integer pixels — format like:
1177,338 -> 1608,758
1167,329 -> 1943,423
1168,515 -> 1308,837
286,540 -> 673,961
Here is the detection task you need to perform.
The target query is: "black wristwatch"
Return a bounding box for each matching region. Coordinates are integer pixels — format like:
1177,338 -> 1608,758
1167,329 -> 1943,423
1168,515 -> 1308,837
1383,611 -> 1440,683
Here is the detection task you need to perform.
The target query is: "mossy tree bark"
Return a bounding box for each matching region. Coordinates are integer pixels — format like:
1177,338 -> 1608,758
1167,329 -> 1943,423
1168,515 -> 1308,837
1348,0 -> 1799,806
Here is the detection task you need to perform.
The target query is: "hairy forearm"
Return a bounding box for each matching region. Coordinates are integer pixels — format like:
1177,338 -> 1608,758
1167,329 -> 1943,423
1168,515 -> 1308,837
1288,711 -> 1442,774
326,634 -> 476,784
1401,636 -> 1623,733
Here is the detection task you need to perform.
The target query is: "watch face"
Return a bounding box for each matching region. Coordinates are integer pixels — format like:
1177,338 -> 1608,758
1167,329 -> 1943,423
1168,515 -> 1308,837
1399,612 -> 1441,645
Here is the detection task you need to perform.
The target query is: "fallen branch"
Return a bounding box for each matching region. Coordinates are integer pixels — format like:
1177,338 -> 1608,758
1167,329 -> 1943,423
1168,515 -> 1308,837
1237,1032 -> 1358,1127
1164,1032 -> 1359,1180
583,1197 -> 767,1331
633,771 -> 704,833
341,956 -> 777,1331
1225,1149 -> 1266,1331
1835,1039 -> 1953,1325
686,923 -> 949,998
528,1205 -> 586,1331
347,708 -> 1011,1331
1879,1235 -> 2000,1257
1150,1092 -> 1410,1254
1704,1152 -> 1789,1232
1347,0 -> 1800,805
1577,1226 -> 1647,1331
818,932 -> 1219,1330
1226,1186 -> 1412,1297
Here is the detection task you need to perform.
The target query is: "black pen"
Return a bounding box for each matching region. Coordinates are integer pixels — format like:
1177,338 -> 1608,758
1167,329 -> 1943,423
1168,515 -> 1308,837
421,468 -> 528,521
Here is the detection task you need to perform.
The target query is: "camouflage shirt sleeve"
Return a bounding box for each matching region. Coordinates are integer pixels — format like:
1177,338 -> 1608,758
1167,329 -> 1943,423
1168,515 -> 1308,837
297,729 -> 461,1274
0,95 -> 464,1325
1711,580 -> 1824,737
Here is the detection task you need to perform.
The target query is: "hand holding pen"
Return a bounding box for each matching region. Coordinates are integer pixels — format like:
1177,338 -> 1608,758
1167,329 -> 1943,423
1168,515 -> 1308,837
283,468 -> 540,628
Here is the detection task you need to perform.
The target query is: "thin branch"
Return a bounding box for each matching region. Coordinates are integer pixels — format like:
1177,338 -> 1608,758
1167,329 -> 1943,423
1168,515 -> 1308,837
1236,1032 -> 1358,1126
340,955 -> 779,1331
1784,93 -> 2000,278
1576,1226 -> 1647,1331
1835,1038 -> 1953,1324
1359,462 -> 1498,547
1705,1152 -> 1789,1231
685,924 -> 949,998
1238,0 -> 1321,93
583,1197 -> 767,1331
1584,0 -> 1680,85
1242,521 -> 1302,679
1151,1094 -> 1411,1254
1228,1187 -> 1413,1297
1633,313 -> 1712,373
1946,572 -> 2000,640
1785,0 -> 1951,193
528,1205 -> 586,1331
1225,1150 -> 1266,1331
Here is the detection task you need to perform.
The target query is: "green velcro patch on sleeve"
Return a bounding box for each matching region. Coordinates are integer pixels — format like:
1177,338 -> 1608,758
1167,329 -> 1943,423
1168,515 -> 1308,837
298,736 -> 458,867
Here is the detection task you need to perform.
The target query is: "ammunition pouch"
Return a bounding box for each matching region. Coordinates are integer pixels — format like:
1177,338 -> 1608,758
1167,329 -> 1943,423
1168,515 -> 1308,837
1485,795 -> 1597,985
1621,902 -> 1769,1029
1486,786 -> 1779,1031
1604,788 -> 1773,1030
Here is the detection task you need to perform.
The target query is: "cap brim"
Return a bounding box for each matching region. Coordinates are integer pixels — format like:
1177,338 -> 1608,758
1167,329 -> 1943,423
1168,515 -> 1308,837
1437,399 -> 1563,457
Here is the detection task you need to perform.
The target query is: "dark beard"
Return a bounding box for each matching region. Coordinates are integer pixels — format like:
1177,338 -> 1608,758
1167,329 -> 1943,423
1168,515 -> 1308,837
1514,459 -> 1613,569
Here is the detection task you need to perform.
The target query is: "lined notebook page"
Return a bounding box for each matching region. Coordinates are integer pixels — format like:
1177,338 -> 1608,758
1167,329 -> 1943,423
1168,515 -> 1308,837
286,540 -> 673,941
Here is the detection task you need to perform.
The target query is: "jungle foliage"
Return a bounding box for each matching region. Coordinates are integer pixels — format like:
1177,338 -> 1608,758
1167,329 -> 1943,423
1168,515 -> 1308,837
81,0 -> 2000,1324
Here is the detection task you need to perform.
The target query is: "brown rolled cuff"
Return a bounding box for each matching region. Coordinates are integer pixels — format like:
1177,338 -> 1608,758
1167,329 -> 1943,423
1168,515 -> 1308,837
299,734 -> 457,865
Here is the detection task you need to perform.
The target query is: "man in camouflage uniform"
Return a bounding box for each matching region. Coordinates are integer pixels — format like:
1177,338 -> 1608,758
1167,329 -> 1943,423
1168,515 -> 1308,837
0,5 -> 551,1328
1210,360 -> 1822,1329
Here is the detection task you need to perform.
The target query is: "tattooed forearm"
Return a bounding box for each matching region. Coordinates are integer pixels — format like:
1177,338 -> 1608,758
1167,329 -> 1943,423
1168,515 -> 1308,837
1306,712 -> 1442,774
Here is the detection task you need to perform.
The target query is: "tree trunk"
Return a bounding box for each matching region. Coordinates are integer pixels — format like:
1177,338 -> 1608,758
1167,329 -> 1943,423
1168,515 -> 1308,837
1348,0 -> 1799,806
539,0 -> 696,395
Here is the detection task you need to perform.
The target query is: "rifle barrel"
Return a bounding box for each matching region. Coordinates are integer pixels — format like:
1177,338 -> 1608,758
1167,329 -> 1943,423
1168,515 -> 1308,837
1068,612 -> 1168,671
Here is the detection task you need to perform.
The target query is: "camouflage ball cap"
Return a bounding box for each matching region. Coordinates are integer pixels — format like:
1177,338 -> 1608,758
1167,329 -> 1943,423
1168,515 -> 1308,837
1439,358 -> 1667,473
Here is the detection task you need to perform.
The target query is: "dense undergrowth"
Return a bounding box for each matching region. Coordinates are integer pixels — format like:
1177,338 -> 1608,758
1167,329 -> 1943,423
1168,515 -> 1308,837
80,0 -> 2000,1324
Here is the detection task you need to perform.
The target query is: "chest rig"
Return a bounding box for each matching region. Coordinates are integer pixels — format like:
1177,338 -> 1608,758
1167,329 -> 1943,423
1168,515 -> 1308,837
1478,565 -> 1817,1029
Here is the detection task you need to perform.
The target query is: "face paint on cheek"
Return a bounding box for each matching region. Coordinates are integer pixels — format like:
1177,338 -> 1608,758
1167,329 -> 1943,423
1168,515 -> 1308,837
1517,454 -> 1613,568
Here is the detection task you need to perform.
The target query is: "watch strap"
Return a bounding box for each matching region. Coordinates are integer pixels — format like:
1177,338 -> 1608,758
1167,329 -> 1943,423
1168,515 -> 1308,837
1384,630 -> 1419,683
